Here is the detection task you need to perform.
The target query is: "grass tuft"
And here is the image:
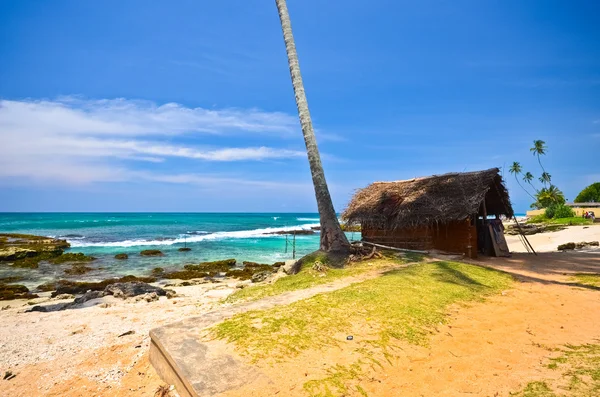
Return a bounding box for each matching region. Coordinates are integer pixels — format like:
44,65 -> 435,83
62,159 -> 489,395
572,273 -> 600,287
512,343 -> 600,396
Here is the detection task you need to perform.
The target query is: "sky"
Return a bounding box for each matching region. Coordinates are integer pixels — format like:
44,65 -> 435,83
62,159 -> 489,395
0,0 -> 599,213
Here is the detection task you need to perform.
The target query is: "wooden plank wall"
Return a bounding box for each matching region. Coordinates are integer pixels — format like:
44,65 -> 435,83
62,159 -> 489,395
362,219 -> 478,258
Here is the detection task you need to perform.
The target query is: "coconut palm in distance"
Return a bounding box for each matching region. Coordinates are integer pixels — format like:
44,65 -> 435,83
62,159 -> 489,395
509,162 -> 535,199
522,172 -> 534,187
539,172 -> 552,187
530,140 -> 548,173
274,0 -> 350,254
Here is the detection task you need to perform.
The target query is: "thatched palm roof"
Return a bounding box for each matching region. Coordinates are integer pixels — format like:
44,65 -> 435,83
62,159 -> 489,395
342,168 -> 513,229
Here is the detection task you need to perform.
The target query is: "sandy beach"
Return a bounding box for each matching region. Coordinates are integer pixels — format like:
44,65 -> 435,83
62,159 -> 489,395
1,224 -> 599,396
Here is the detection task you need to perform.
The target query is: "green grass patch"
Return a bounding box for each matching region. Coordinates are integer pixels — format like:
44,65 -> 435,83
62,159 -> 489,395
529,215 -> 593,226
572,273 -> 600,288
510,381 -> 556,397
212,261 -> 513,363
223,255 -> 407,304
512,343 -> 600,396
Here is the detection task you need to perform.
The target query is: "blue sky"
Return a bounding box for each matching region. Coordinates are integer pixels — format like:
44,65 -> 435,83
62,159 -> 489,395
0,0 -> 598,212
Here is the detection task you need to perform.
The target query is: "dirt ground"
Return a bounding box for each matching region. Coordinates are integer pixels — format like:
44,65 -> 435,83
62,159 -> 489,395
220,251 -> 600,396
2,249 -> 599,396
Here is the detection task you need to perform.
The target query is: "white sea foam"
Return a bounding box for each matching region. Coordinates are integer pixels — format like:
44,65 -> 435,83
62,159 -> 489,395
297,217 -> 320,221
68,223 -> 320,248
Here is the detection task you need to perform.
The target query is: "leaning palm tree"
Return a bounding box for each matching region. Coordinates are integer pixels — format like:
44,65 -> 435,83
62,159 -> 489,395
275,0 -> 350,254
509,162 -> 535,199
530,140 -> 547,173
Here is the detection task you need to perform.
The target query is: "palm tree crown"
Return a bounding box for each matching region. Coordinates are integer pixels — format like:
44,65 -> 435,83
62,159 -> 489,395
509,162 -> 522,175
522,172 -> 534,184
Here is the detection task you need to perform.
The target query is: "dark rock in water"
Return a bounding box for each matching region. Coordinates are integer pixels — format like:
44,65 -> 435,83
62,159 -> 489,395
182,259 -> 236,274
225,262 -> 272,281
115,253 -> 128,260
73,290 -> 106,305
266,230 -> 315,235
0,276 -> 23,283
163,270 -> 209,280
64,264 -> 94,275
0,283 -> 39,301
49,252 -> 95,264
251,271 -> 272,283
151,267 -> 165,276
178,247 -> 192,252
140,249 -> 164,257
272,262 -> 285,268
49,275 -> 157,296
242,261 -> 269,267
104,282 -> 166,299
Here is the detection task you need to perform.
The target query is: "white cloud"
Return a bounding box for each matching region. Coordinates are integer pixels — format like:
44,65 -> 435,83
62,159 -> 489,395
0,97 -> 307,185
1,97 -> 298,136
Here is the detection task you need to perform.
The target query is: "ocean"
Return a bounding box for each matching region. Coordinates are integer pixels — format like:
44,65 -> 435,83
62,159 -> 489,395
0,213 -> 359,288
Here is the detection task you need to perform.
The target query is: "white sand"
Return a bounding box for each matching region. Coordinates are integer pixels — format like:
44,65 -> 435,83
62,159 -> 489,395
506,224 -> 600,252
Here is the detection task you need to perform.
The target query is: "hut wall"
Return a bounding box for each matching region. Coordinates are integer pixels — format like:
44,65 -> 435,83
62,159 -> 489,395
362,219 -> 477,258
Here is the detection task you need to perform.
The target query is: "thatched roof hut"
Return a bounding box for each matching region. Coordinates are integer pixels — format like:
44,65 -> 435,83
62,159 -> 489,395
342,168 -> 514,257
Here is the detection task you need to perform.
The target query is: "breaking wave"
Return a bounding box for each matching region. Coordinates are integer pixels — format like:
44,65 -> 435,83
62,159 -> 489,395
68,223 -> 320,248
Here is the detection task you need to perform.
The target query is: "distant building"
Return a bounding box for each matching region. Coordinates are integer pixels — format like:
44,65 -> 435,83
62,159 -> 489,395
342,168 -> 514,258
527,202 -> 600,218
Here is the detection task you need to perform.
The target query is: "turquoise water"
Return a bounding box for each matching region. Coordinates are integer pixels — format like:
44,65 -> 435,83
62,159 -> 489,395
0,213 -> 359,288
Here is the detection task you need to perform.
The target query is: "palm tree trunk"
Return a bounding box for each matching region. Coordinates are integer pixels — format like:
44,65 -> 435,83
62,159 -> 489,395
275,0 -> 350,253
536,154 -> 546,175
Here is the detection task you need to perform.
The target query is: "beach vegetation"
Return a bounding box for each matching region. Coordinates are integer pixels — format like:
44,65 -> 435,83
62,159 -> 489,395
275,0 -> 350,256
529,215 -> 592,226
574,182 -> 600,203
509,140 -> 566,210
224,255 -> 408,304
140,249 -> 164,256
544,203 -> 574,219
212,261 -> 513,366
572,273 -> 600,287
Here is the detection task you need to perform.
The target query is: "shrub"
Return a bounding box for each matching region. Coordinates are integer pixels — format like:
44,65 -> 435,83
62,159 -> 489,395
545,203 -> 574,219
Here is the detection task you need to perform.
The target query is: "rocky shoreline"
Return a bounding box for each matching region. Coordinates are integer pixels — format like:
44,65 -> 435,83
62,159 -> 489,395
0,233 -> 293,304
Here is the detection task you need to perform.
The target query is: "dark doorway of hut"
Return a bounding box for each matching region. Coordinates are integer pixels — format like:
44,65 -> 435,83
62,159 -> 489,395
475,199 -> 535,257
